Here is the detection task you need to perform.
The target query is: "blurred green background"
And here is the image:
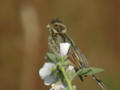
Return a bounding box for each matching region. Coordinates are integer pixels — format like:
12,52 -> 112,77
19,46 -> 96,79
0,0 -> 120,90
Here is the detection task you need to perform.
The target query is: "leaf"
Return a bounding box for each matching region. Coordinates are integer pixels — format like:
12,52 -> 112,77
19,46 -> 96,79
78,68 -> 91,75
45,53 -> 57,62
78,67 -> 104,76
87,67 -> 104,75
45,52 -> 68,63
62,56 -> 68,60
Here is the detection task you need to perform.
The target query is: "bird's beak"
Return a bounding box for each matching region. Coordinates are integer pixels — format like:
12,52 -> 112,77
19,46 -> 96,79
46,24 -> 51,29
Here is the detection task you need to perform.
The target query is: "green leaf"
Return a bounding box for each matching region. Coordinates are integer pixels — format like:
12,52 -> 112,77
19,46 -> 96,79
45,52 -> 68,63
87,67 -> 104,75
62,56 -> 68,60
45,53 -> 57,62
78,68 -> 91,75
78,67 -> 104,76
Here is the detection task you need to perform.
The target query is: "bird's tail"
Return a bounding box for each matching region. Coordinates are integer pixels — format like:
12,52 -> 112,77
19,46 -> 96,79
91,75 -> 108,90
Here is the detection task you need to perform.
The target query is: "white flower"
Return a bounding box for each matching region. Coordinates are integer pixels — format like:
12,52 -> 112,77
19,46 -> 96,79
50,83 -> 67,90
39,62 -> 55,79
44,75 -> 57,86
60,43 -> 70,56
68,65 -> 74,71
39,62 -> 57,86
67,65 -> 75,73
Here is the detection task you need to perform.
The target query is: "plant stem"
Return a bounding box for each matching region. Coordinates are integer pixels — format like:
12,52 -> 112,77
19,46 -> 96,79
58,57 -> 72,90
60,65 -> 72,90
71,69 -> 82,81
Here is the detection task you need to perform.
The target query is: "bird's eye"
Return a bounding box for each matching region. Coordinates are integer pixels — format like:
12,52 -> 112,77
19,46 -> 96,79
54,24 -> 58,27
53,24 -> 65,33
54,24 -> 59,30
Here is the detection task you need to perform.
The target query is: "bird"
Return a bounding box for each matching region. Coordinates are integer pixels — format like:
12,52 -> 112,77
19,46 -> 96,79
46,18 -> 108,90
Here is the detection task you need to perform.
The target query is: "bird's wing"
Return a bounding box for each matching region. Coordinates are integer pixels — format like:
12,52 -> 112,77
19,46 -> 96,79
64,34 -> 89,68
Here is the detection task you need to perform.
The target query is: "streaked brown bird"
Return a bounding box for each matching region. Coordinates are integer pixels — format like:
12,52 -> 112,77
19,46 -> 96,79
46,18 -> 108,90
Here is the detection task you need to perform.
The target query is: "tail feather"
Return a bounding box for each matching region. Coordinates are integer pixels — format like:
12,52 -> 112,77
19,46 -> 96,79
91,75 -> 108,90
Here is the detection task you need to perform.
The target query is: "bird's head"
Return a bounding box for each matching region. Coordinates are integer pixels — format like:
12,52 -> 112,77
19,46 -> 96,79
46,18 -> 67,35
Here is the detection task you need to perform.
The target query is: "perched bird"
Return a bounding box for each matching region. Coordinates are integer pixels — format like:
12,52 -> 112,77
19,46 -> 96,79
46,18 -> 108,90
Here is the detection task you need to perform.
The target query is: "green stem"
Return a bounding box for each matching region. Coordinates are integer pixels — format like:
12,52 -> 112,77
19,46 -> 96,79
59,57 -> 72,90
60,65 -> 72,90
71,69 -> 82,81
